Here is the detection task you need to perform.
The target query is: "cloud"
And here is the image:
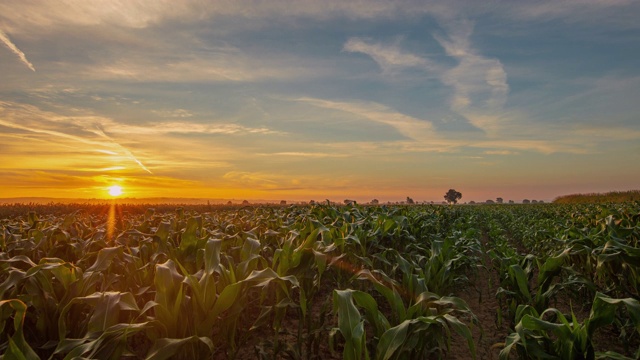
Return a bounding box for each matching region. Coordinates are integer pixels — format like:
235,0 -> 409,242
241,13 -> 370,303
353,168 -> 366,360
152,109 -> 193,118
259,152 -> 349,158
223,171 -> 280,189
484,150 -> 518,155
100,120 -> 284,137
506,0 -> 637,24
433,19 -> 509,132
296,97 -> 434,141
341,19 -> 508,135
0,29 -> 35,71
343,37 -> 436,73
0,100 -> 286,184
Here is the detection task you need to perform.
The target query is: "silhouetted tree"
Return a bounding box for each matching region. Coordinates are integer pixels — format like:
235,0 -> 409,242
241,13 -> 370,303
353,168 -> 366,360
522,199 -> 530,204
370,199 -> 379,205
508,200 -> 514,204
496,197 -> 503,204
486,199 -> 495,204
406,196 -> 415,204
242,200 -> 249,205
280,200 -> 287,205
444,189 -> 462,204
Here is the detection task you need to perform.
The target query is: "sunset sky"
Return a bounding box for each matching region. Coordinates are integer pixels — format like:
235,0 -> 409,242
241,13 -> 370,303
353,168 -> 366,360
1,1 -> 639,203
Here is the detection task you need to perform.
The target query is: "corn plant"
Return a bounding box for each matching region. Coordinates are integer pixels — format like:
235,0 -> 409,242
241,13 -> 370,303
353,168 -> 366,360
499,292 -> 640,359
0,299 -> 39,359
331,286 -> 477,360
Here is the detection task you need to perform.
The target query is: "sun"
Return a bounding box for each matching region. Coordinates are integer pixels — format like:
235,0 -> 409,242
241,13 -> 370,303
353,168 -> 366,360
108,185 -> 123,197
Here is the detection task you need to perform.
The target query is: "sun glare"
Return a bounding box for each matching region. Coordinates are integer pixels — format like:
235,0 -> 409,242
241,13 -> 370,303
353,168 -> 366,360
108,185 -> 123,197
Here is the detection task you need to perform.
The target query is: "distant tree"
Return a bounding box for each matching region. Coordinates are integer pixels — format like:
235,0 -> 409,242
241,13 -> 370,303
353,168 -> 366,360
531,200 -> 538,204
508,200 -> 514,204
444,189 -> 462,204
344,199 -> 355,205
406,196 -> 415,204
226,200 -> 233,205
539,200 -> 544,203
486,199 -> 495,204
370,199 -> 379,205
496,197 -> 503,204
309,200 -> 316,205
469,201 -> 476,204
242,200 -> 249,205
522,199 -> 530,204
280,200 -> 286,205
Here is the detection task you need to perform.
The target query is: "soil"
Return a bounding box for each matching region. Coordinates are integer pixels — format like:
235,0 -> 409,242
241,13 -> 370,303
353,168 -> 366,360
447,234 -> 511,360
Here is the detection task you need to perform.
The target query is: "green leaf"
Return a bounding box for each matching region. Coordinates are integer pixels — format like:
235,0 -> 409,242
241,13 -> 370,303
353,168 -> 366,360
376,320 -> 410,360
333,290 -> 366,360
0,299 -> 39,360
145,336 -> 214,360
86,247 -> 122,273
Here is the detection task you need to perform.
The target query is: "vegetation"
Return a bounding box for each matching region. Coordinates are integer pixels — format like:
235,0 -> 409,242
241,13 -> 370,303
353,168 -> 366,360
444,189 -> 462,205
1,201 -> 639,359
554,190 -> 640,204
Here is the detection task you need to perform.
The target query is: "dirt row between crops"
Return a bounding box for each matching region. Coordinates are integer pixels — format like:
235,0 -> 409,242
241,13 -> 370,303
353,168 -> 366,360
447,233 -> 511,360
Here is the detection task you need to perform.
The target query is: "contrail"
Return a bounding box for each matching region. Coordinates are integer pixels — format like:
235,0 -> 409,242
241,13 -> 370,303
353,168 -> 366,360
0,29 -> 36,71
93,125 -> 154,174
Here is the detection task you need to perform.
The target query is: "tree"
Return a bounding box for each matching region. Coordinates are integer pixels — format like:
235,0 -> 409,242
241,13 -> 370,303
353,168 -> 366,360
406,196 -> 415,204
444,189 -> 462,204
370,199 -> 379,205
522,199 -> 530,204
496,197 -> 503,204
280,200 -> 287,205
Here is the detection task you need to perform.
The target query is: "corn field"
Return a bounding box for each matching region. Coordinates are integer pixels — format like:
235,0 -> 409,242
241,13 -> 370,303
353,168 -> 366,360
1,202 -> 639,359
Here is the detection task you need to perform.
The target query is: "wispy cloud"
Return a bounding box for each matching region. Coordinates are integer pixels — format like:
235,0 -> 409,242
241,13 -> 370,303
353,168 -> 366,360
343,37 -> 436,73
341,19 -> 509,135
3,1 -> 635,34
223,171 -> 280,189
296,97 -> 434,141
108,122 -> 283,136
259,152 -> 349,158
0,29 -> 35,71
152,109 -> 193,118
434,20 -> 508,116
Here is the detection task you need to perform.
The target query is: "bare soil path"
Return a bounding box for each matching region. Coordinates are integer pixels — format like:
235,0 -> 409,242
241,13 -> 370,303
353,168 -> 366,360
448,233 -> 511,360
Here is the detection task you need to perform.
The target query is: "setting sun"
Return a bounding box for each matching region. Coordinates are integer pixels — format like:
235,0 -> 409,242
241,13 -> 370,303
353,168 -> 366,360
108,185 -> 123,197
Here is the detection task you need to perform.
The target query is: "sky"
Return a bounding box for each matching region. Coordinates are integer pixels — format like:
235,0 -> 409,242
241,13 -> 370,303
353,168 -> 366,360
1,0 -> 639,203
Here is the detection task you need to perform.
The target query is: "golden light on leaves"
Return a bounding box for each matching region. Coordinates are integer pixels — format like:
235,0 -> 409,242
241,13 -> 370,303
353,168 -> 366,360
108,185 -> 123,197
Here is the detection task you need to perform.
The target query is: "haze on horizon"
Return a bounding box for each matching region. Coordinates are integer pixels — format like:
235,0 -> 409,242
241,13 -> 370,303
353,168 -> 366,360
1,1 -> 639,204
